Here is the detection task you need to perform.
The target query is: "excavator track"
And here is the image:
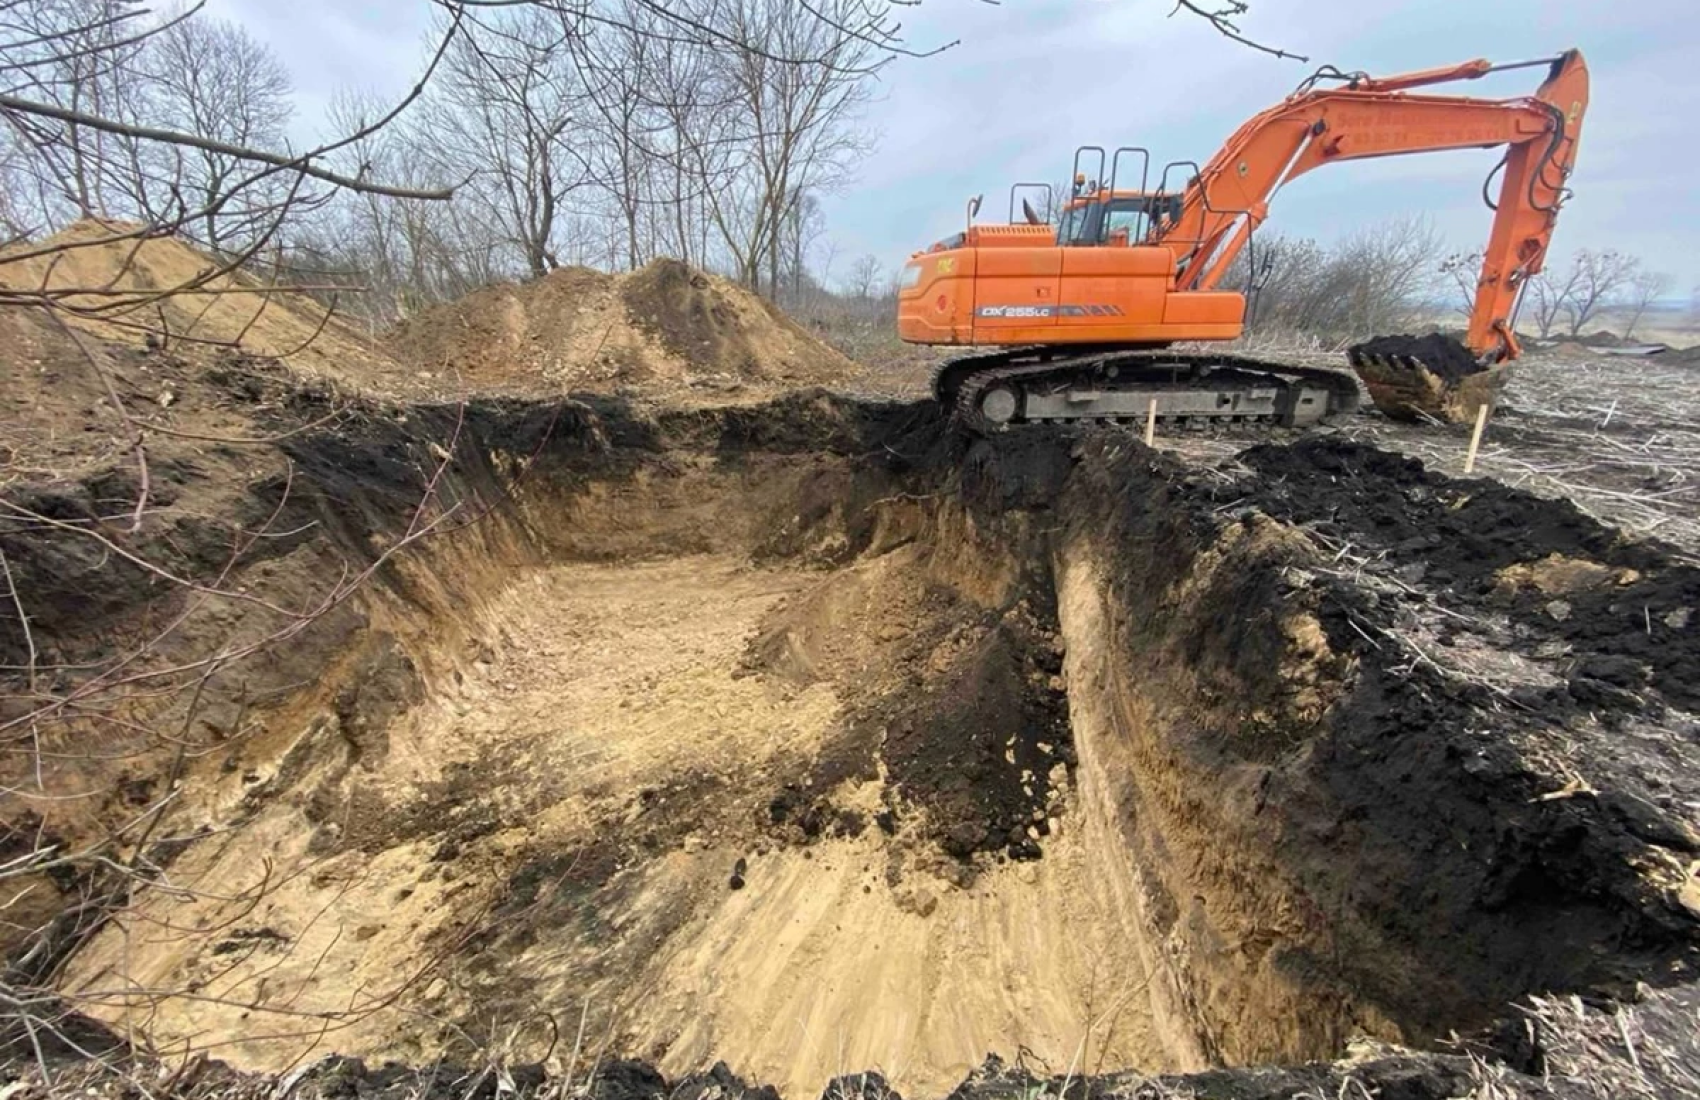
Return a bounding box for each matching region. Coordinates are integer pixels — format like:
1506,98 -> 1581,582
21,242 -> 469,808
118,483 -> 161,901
932,347 -> 1364,434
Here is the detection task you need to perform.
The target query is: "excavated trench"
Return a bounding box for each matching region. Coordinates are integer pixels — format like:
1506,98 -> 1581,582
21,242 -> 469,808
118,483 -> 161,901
38,393 -> 1700,1097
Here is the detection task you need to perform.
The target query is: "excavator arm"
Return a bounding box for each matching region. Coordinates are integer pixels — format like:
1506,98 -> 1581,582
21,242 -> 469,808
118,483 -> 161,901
1158,50 -> 1588,363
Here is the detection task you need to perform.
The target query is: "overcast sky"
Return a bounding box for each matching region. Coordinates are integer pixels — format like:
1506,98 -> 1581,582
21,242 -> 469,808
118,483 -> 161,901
209,0 -> 1697,291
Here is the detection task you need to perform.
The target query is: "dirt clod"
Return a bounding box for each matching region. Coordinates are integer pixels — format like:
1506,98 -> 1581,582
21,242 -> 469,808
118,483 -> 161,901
1352,332 -> 1485,380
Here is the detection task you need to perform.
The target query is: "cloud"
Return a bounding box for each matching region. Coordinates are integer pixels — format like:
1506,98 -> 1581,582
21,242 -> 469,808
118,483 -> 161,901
824,0 -> 1698,286
208,0 -> 1697,288
207,0 -> 432,138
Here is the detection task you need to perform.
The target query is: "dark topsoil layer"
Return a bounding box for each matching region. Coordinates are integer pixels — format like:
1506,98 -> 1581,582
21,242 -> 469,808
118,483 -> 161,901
5,377 -> 1700,1097
1061,431 -> 1699,1045
756,596 -> 1073,866
16,984 -> 1700,1100
1351,333 -> 1485,380
1239,438 -> 1700,711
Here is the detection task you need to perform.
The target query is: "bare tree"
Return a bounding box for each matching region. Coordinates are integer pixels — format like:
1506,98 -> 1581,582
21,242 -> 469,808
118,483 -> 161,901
1622,269 -> 1672,341
845,253 -> 882,300
1440,250 -> 1482,319
644,19 -> 722,269
145,15 -> 294,252
1225,218 -> 1441,342
1524,270 -> 1568,339
1333,216 -> 1441,335
781,189 -> 820,303
1241,234 -> 1327,330
301,88 -> 507,322
0,0 -> 160,222
0,1 -> 461,306
701,0 -> 876,296
1448,249 -> 1659,342
0,139 -> 35,242
1558,249 -> 1640,336
415,9 -> 588,280
567,0 -> 661,272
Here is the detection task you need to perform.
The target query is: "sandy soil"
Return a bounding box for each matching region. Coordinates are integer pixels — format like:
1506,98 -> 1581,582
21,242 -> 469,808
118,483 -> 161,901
383,259 -> 857,401
0,220 -> 390,386
0,224 -> 854,414
62,553 -> 1166,1098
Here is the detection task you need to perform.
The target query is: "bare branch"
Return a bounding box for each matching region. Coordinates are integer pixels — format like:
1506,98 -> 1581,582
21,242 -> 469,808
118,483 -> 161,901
1172,0 -> 1307,62
0,93 -> 452,200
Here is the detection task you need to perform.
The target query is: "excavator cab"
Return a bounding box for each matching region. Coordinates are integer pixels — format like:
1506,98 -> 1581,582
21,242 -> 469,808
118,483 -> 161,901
1054,192 -> 1185,247
1048,146 -> 1182,247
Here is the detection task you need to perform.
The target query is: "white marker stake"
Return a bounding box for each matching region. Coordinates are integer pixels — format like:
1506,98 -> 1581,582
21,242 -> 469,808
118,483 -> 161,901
1464,402 -> 1490,475
1144,397 -> 1158,447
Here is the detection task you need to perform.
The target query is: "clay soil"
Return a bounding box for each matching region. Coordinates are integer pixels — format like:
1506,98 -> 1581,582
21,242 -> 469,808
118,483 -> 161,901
3,231 -> 1700,1100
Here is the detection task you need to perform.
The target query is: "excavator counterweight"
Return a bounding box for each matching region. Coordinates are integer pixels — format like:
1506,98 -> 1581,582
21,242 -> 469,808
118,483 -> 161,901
898,50 -> 1589,429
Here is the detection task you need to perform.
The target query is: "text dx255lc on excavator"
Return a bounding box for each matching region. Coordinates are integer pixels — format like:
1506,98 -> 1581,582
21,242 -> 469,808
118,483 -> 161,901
896,50 -> 1588,432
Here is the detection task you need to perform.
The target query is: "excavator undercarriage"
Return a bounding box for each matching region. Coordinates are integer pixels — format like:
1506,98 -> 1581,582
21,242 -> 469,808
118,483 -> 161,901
933,348 -> 1364,433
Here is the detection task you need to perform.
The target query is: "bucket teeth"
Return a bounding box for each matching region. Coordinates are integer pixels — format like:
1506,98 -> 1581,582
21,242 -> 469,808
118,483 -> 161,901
1348,335 -> 1509,424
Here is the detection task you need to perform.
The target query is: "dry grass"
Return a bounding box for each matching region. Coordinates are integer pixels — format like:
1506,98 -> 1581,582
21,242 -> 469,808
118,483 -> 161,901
1144,343 -> 1700,560
1515,984 -> 1700,1098
1343,354 -> 1700,557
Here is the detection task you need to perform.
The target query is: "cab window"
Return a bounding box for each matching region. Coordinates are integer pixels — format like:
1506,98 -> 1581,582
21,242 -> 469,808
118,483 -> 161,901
1103,204 -> 1145,239
1055,206 -> 1083,245
1057,203 -> 1103,246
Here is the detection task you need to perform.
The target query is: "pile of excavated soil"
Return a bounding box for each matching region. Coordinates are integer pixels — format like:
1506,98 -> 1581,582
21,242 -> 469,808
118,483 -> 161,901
0,224 -> 858,407
1240,438 -> 1700,709
385,259 -> 857,395
0,220 -> 390,384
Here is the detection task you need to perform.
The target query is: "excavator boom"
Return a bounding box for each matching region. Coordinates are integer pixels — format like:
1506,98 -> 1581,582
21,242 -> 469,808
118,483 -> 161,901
897,49 -> 1590,430
1167,49 -> 1588,360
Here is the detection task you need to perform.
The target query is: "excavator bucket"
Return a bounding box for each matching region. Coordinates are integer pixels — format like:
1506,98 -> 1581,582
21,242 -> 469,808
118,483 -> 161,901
1346,333 -> 1510,424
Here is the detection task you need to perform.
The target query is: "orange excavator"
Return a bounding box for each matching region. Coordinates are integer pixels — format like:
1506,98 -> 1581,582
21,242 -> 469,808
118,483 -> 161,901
897,50 -> 1588,430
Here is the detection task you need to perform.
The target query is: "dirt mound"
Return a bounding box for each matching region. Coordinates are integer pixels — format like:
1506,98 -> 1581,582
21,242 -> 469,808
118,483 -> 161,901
0,220 -> 389,382
0,224 -> 855,403
385,258 -> 855,395
1238,437 -> 1700,711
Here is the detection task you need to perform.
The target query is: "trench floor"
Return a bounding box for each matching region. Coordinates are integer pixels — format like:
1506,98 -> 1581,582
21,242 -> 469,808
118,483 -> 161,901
65,555 -> 1168,1097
